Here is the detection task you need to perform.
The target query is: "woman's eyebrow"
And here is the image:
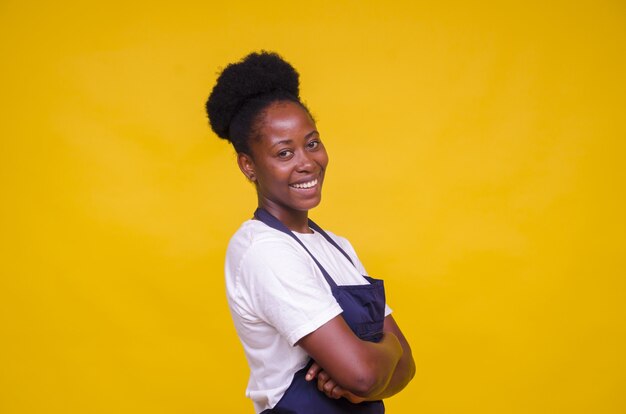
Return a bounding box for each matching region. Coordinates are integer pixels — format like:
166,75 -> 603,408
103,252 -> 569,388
271,132 -> 318,148
271,139 -> 293,148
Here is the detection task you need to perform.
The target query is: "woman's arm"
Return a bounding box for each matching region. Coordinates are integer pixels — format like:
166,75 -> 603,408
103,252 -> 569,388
305,314 -> 415,401
297,314 -> 404,397
365,315 -> 415,399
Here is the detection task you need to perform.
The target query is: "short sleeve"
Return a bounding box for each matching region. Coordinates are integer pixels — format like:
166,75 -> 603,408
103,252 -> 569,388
237,239 -> 343,346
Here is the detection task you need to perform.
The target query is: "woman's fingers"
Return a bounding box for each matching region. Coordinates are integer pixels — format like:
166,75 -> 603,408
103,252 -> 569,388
316,370 -> 330,391
322,379 -> 342,399
322,378 -> 336,394
311,367 -> 356,401
305,362 -> 322,381
329,384 -> 345,399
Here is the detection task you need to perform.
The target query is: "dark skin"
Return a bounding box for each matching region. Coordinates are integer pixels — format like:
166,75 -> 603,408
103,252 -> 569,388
305,316 -> 415,402
238,100 -> 327,233
238,100 -> 415,401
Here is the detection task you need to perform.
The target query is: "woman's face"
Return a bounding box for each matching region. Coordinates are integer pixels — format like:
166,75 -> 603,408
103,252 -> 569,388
239,100 -> 329,226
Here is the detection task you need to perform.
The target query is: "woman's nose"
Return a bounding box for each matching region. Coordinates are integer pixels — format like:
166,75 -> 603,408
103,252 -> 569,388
295,150 -> 315,172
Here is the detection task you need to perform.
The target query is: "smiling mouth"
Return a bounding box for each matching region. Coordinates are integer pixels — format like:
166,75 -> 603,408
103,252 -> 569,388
290,178 -> 318,189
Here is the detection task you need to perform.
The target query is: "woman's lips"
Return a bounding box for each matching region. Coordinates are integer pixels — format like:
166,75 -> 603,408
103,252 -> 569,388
289,178 -> 319,189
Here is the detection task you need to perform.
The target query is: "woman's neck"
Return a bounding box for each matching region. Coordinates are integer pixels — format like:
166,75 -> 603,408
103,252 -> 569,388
257,201 -> 312,234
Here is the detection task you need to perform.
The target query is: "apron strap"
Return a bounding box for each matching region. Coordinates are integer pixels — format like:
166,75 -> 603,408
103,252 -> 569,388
254,208 -> 339,289
307,219 -> 355,267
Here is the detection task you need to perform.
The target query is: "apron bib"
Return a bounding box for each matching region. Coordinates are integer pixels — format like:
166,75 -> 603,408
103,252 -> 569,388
255,208 -> 386,414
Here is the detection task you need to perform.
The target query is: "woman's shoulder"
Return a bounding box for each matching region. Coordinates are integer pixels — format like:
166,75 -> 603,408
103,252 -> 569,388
226,219 -> 303,261
230,219 -> 293,243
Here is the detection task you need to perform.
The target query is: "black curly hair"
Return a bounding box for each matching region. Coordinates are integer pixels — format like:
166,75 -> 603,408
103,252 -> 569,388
205,51 -> 309,154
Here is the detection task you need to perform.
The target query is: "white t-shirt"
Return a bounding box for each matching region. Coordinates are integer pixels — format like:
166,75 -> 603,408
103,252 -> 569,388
225,219 -> 392,413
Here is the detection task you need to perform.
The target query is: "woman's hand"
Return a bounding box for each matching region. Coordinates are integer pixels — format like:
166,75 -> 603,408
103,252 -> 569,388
306,362 -> 367,404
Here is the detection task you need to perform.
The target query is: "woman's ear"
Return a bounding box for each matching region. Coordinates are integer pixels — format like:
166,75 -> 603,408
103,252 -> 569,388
237,152 -> 257,182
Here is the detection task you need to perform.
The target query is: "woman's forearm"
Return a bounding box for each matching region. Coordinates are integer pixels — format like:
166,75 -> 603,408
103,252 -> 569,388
350,314 -> 416,400
349,332 -> 404,397
360,315 -> 415,400
308,337 -> 414,402
361,345 -> 415,400
299,316 -> 404,397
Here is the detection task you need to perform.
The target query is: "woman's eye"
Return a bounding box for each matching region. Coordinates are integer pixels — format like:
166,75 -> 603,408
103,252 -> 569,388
307,140 -> 320,149
278,150 -> 293,158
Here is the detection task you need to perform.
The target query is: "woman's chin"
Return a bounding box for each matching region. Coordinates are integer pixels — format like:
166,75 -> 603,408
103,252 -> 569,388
300,195 -> 323,211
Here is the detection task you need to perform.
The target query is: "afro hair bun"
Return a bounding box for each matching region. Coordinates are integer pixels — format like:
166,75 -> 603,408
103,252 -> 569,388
206,51 -> 301,140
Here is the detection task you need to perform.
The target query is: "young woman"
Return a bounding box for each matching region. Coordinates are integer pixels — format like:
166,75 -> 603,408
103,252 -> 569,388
206,51 -> 415,413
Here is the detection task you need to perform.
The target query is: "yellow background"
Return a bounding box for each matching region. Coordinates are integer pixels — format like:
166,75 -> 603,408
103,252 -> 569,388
1,1 -> 625,413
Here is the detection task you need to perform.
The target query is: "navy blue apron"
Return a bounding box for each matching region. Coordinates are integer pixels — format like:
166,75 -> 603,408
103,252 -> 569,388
255,208 -> 386,414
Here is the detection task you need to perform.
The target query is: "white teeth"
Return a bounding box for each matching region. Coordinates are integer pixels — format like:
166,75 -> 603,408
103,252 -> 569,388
291,179 -> 318,189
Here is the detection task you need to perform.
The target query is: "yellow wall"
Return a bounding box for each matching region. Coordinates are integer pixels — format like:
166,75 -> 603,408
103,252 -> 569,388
1,1 -> 625,413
